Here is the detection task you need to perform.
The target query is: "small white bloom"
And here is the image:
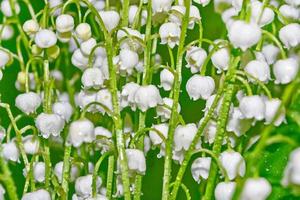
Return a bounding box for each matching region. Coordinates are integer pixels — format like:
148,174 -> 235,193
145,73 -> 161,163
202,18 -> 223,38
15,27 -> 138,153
81,67 -> 104,89
80,38 -> 97,56
22,189 -> 51,200
94,126 -> 112,138
251,1 -> 274,27
193,0 -> 211,6
0,126 -> 6,142
75,23 -> 92,41
189,5 -> 201,29
56,14 -> 74,33
281,148 -> 300,186
35,29 -> 57,48
160,69 -> 174,91
169,6 -> 186,26
159,22 -> 181,48
0,0 -> 20,17
33,162 -> 45,183
228,20 -> 261,51
152,0 -> 173,14
52,101 -> 73,122
99,11 -> 120,32
0,184 -> 4,200
244,60 -> 270,83
211,47 -> 230,73
96,89 -> 113,114
279,23 -> 300,49
222,8 -> 239,28
264,98 -> 285,126
273,58 -> 299,84
219,150 -> 246,180
120,82 -> 140,110
186,75 -> 215,100
285,0 -> 300,6
23,135 -> 39,155
239,95 -> 266,120
75,174 -> 102,198
117,49 -> 139,75
226,107 -> 252,137
0,49 -> 11,68
186,46 -> 207,73
261,44 -> 279,65
174,123 -> 198,151
15,92 -> 42,114
117,28 -> 144,52
156,97 -> 181,122
35,113 -> 65,138
191,157 -> 211,183
215,181 -> 236,200
241,178 -> 272,200
54,161 -> 79,183
126,149 -> 146,174
134,85 -> 163,112
279,5 -> 300,22
149,123 -> 169,146
71,49 -> 89,70
2,141 -> 19,162
68,119 -> 95,147
0,24 -> 13,40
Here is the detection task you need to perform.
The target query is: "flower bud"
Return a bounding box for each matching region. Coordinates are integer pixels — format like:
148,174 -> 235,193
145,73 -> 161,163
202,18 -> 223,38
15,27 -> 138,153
149,123 -> 169,146
75,23 -> 92,41
134,85 -> 163,112
56,14 -> 74,33
241,178 -> 271,200
35,113 -> 65,138
99,10 -> 120,33
75,174 -> 102,198
264,98 -> 285,126
23,135 -> 39,155
160,69 -> 174,91
159,22 -> 181,48
54,161 -> 79,183
261,44 -> 279,65
0,49 -> 11,68
80,38 -> 97,56
186,46 -> 207,73
0,24 -> 13,40
22,189 -> 51,200
52,101 -> 73,122
174,123 -> 197,151
219,150 -> 246,180
244,60 -> 270,83
35,29 -> 57,49
2,141 -> 19,162
71,49 -> 89,71
33,162 -> 45,183
211,47 -> 230,73
15,92 -> 42,114
228,20 -> 261,51
81,67 -> 104,89
215,181 -> 236,200
186,75 -> 215,100
125,149 -> 146,174
68,119 -> 95,147
273,58 -> 299,84
279,5 -> 300,22
0,0 -> 20,17
251,1 -> 274,27
239,95 -> 265,120
279,23 -> 300,49
191,157 -> 211,183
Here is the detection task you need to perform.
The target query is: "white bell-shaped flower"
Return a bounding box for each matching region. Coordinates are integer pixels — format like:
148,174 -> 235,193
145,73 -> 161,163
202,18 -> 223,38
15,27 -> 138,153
35,113 -> 65,138
54,161 -> 79,183
244,60 -> 270,83
279,5 -> 300,22
96,89 -> 113,114
222,8 -> 239,28
159,22 -> 181,48
52,101 -> 73,122
193,0 -> 211,6
0,126 -> 6,142
152,0 -> 173,14
125,149 -> 146,174
120,82 -> 140,110
2,141 -> 19,162
134,85 -> 163,112
239,95 -> 265,120
214,181 -> 236,200
228,20 -> 261,51
203,120 -> 219,144
251,1 -> 274,27
156,97 -> 181,122
99,10 -> 120,32
226,107 -> 252,137
169,6 -> 186,26
241,178 -> 272,200
149,123 -> 169,146
211,47 -> 230,73
281,148 -> 300,186
0,0 -> 20,17
56,14 -> 74,33
80,38 -> 97,56
75,174 -> 102,198
75,90 -> 97,112
71,49 -> 89,71
22,189 -> 51,200
189,5 -> 201,29
81,67 -> 104,89
261,44 -> 279,65
279,23 -> 300,49
75,23 -> 92,41
68,119 -> 95,147
273,58 -> 299,84
117,28 -> 144,52
34,29 -> 57,48
219,150 -> 246,180
33,162 -> 45,183
160,69 -> 174,91
15,92 -> 42,114
23,135 -> 39,155
0,24 -> 14,40
0,184 -> 4,200
186,46 -> 207,73
174,123 -> 198,151
118,49 -> 139,75
0,49 -> 11,68
264,98 -> 285,126
191,157 -> 211,183
284,0 -> 300,6
186,75 -> 215,100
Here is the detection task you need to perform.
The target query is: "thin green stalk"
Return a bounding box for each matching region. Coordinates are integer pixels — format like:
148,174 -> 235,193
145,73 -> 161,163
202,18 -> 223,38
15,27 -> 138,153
61,144 -> 72,200
106,156 -> 115,199
162,1 -> 191,199
93,152 -> 110,197
203,57 -> 241,200
121,0 -> 130,27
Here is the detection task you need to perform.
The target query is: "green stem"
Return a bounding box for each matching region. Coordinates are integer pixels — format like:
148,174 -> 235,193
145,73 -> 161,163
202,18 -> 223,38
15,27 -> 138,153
106,156 -> 115,199
61,144 -> 72,200
121,0 -> 130,27
162,1 -> 191,199
93,152 -> 110,197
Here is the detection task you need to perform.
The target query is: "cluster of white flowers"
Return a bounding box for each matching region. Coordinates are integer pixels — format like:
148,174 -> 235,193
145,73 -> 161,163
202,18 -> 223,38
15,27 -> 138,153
0,0 -> 299,199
